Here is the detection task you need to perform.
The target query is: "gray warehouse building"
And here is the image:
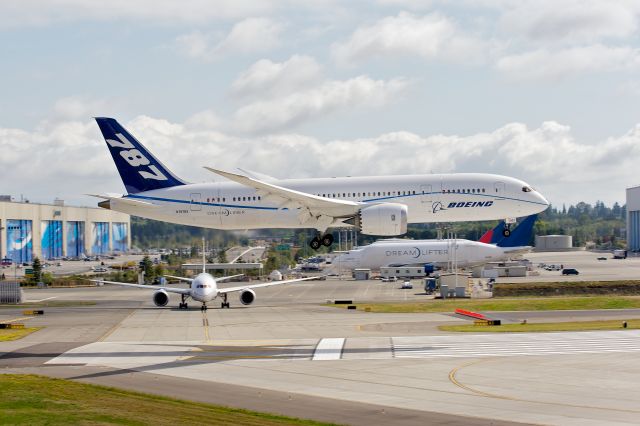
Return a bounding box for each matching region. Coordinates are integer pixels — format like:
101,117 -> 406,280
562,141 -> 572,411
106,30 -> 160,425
627,186 -> 640,251
0,197 -> 130,263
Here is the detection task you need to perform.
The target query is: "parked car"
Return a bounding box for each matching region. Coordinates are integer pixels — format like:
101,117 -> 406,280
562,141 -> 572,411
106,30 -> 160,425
562,268 -> 579,275
92,266 -> 108,273
401,280 -> 413,289
381,276 -> 397,282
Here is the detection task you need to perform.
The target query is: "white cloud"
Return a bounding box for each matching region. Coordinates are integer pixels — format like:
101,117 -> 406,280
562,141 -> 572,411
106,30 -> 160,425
498,0 -> 640,44
496,44 -> 640,80
331,11 -> 494,66
0,0 -> 276,27
3,109 -> 638,206
232,75 -> 409,133
176,17 -> 283,60
231,55 -> 323,98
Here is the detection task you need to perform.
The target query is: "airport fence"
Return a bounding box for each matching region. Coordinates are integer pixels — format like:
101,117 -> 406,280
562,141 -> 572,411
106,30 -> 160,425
0,282 -> 23,304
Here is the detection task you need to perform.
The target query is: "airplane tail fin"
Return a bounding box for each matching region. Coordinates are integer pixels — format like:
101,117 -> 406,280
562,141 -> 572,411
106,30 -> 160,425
478,221 -> 506,244
496,215 -> 537,248
95,117 -> 186,194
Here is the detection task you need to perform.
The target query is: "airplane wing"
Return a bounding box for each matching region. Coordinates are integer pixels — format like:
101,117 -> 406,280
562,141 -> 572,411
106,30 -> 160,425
164,275 -> 193,283
216,274 -> 244,282
90,279 -> 192,295
217,276 -> 319,294
203,167 -> 361,226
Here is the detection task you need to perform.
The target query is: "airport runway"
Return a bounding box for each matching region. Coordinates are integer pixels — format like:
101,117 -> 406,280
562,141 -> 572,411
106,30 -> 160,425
3,277 -> 640,425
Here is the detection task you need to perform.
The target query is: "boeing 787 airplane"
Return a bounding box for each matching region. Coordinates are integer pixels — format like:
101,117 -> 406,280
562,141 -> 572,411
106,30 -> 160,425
91,118 -> 549,249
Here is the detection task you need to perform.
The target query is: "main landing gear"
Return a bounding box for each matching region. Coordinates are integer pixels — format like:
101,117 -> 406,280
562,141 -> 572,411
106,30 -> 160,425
178,294 -> 189,309
220,293 -> 230,309
309,233 -> 333,250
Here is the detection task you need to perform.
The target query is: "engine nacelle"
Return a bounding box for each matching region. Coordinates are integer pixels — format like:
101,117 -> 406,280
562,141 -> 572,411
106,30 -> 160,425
239,289 -> 256,305
153,289 -> 169,307
351,203 -> 408,236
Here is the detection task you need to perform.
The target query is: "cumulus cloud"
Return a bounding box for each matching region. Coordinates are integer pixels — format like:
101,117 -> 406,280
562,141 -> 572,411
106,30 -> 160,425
232,75 -> 409,133
331,11 -> 495,66
175,17 -> 283,60
498,0 -> 640,44
2,110 -> 638,206
231,55 -> 323,98
226,55 -> 410,133
496,44 -> 640,80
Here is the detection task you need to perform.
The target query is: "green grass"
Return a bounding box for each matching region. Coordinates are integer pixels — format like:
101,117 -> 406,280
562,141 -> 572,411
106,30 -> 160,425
439,319 -> 640,333
0,374 -> 337,426
0,327 -> 41,341
329,296 -> 640,313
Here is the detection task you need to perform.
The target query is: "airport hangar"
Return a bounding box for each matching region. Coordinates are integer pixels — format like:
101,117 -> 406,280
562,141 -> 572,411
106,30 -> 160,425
0,196 -> 130,263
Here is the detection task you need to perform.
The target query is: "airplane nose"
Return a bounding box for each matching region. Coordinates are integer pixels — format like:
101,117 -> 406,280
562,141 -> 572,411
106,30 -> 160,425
537,192 -> 550,207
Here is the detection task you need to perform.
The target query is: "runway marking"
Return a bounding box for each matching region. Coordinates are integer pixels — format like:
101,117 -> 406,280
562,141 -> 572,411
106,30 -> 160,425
393,330 -> 640,358
0,316 -> 32,324
448,358 -> 640,414
202,311 -> 211,343
25,296 -> 57,303
312,338 -> 345,360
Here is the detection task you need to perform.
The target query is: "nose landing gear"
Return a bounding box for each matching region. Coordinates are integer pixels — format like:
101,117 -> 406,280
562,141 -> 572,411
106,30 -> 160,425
502,218 -> 516,237
200,304 -> 208,311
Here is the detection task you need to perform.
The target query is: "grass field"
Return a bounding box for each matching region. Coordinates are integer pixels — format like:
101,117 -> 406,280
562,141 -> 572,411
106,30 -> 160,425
330,296 -> 640,313
0,375 -> 335,426
439,319 -> 640,333
0,327 -> 41,342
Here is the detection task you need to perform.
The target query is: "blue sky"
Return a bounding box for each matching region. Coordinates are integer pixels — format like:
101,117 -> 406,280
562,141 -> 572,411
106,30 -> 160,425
1,0 -> 639,207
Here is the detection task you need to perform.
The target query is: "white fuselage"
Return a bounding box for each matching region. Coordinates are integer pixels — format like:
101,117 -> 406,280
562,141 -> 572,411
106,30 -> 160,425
190,273 -> 218,302
333,239 -> 525,271
107,173 -> 548,232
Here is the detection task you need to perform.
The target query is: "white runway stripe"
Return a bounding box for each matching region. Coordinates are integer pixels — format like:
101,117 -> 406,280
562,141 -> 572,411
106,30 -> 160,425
313,338 -> 345,361
393,330 -> 640,359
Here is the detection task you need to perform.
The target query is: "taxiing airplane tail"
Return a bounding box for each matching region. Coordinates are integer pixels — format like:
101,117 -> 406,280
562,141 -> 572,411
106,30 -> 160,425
495,215 -> 537,248
95,117 -> 186,194
478,221 -> 506,244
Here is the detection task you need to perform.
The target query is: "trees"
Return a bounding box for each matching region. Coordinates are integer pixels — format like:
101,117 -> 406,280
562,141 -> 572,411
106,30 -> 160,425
140,256 -> 155,284
31,257 -> 42,284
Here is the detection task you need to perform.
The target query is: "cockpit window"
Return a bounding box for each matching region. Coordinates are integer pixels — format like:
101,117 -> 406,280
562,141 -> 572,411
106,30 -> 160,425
522,186 -> 532,192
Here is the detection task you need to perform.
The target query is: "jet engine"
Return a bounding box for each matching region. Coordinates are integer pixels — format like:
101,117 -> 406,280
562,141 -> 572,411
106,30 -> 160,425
153,289 -> 169,307
239,289 -> 256,305
347,203 -> 408,236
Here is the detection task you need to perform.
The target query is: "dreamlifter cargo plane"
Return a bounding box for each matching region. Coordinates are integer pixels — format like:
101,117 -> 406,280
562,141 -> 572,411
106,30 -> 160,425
91,118 -> 549,249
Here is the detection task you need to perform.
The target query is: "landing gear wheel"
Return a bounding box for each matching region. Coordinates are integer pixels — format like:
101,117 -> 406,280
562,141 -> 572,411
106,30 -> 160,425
502,228 -> 511,238
179,302 -> 188,309
220,294 -> 230,309
321,234 -> 334,247
201,304 -> 208,311
309,236 -> 321,250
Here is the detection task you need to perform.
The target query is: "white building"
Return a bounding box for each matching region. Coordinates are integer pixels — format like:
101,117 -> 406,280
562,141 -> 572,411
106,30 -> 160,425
627,186 -> 640,251
0,198 -> 130,262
